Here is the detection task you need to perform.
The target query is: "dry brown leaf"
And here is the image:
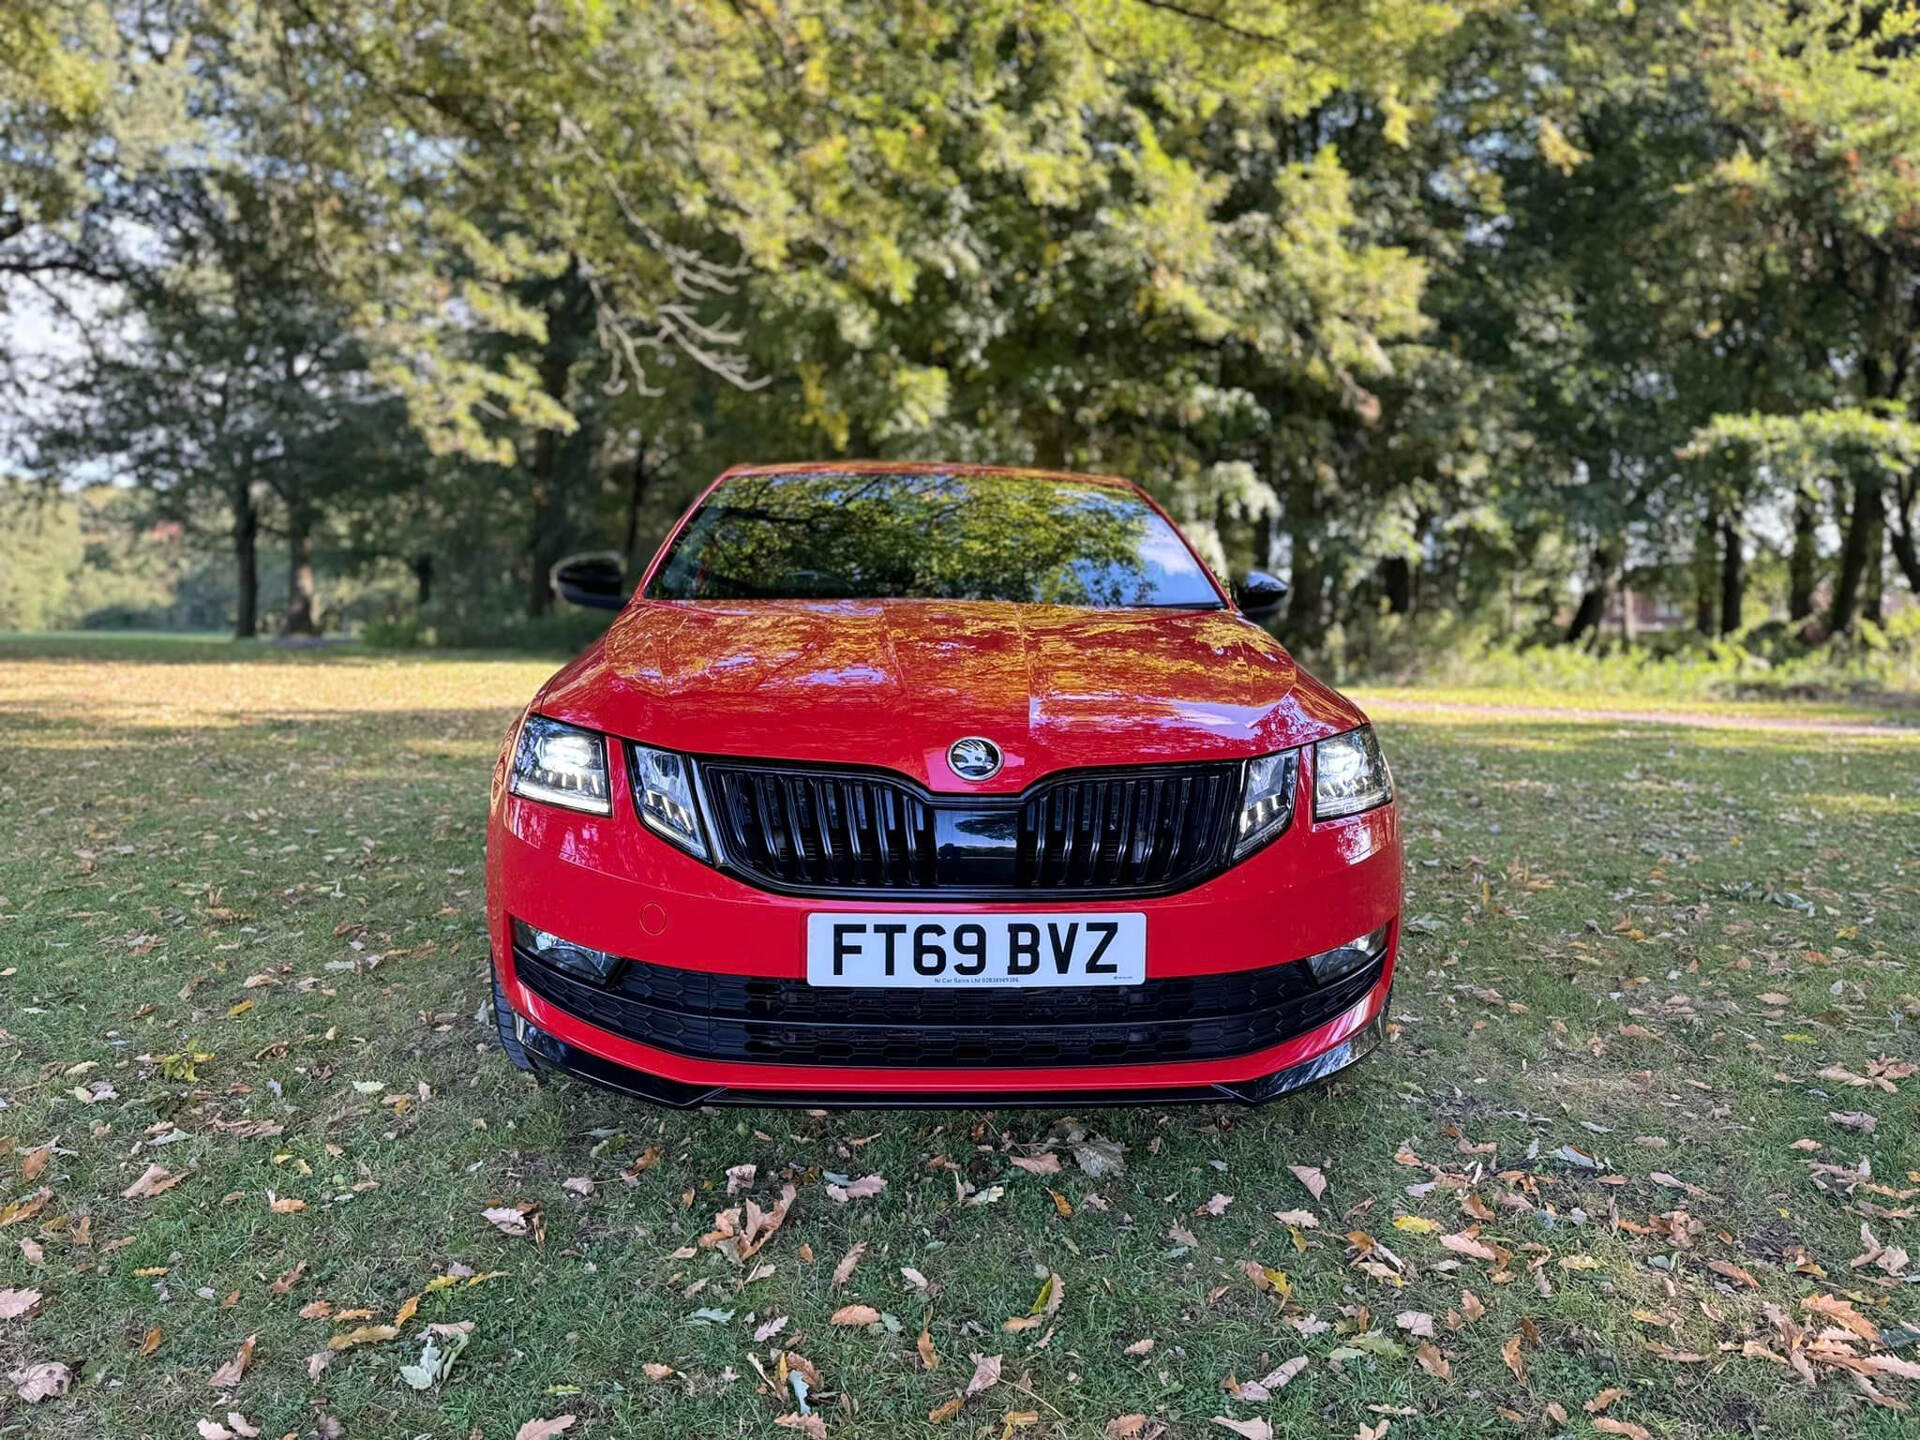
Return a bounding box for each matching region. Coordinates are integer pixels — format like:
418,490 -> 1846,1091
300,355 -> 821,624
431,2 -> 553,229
1235,1355 -> 1307,1400
1500,1334 -> 1526,1383
1003,1272 -> 1064,1332
482,1203 -> 538,1236
774,1416 -> 827,1440
1009,1153 -> 1062,1176
831,1241 -> 867,1288
826,1173 -> 886,1203
19,1147 -> 49,1181
964,1352 -> 1002,1398
1105,1418 -> 1150,1440
830,1304 -> 881,1327
917,1318 -> 940,1370
123,1164 -> 187,1200
1123,1338 -> 1155,1357
1288,1165 -> 1327,1200
1395,1310 -> 1434,1339
327,1324 -> 400,1351
513,1419 -> 576,1440
0,1288 -> 44,1321
1585,1388 -> 1624,1414
1592,1420 -> 1652,1440
10,1361 -> 71,1403
1210,1418 -> 1274,1440
1707,1259 -> 1759,1289
1415,1343 -> 1451,1380
1459,1289 -> 1486,1323
1,1188 -> 54,1229
208,1334 -> 256,1388
140,1326 -> 163,1357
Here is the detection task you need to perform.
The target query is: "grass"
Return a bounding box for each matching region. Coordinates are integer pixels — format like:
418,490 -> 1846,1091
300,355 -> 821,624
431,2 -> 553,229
1,638 -> 1916,1440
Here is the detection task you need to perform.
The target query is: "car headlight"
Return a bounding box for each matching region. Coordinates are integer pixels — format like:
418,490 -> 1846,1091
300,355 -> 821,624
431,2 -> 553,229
509,715 -> 611,815
630,743 -> 708,860
1313,725 -> 1391,820
1234,750 -> 1300,858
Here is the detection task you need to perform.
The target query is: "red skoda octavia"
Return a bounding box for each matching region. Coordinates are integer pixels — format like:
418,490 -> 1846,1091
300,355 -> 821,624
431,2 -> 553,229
486,463 -> 1400,1106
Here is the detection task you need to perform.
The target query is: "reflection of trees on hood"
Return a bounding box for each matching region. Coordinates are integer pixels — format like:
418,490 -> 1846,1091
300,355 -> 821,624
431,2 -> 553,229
652,473 -> 1209,607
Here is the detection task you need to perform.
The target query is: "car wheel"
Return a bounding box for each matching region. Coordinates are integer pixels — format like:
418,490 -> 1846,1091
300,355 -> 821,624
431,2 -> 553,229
492,970 -> 537,1073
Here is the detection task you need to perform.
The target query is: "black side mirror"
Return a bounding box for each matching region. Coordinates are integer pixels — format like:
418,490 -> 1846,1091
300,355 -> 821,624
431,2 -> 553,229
550,552 -> 631,611
1233,570 -> 1288,619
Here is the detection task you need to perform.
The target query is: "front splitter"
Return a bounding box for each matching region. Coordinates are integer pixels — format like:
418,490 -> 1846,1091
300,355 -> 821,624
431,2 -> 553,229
514,1008 -> 1387,1110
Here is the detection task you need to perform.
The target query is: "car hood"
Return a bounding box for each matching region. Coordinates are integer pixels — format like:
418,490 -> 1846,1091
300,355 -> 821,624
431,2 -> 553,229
537,599 -> 1365,792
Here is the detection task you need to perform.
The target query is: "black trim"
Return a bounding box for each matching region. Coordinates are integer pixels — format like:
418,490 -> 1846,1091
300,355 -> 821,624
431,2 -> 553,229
510,1008 -> 1386,1109
512,939 -> 1382,1070
680,754 -> 1267,900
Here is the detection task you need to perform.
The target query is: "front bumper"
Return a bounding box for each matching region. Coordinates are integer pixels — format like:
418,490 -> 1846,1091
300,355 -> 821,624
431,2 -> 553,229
486,754 -> 1401,1105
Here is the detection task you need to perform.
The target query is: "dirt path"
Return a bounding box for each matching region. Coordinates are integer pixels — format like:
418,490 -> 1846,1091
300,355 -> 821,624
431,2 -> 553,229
1357,696 -> 1919,738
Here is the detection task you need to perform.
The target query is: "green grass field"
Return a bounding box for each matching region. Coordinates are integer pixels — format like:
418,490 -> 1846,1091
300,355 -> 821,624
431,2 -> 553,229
1,638 -> 1916,1439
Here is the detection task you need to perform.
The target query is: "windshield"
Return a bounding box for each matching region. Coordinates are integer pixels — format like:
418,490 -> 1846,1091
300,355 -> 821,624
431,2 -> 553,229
647,470 -> 1223,608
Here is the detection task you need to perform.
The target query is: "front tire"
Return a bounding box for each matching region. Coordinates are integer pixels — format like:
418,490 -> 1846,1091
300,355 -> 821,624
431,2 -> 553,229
492,969 -> 537,1072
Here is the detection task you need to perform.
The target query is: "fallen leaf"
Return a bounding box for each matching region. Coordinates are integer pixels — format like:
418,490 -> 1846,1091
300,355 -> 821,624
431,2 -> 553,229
1123,1338 -> 1155,1357
964,1352 -> 1002,1397
826,1174 -> 886,1203
1235,1355 -> 1307,1400
831,1304 -> 881,1327
327,1324 -> 400,1351
1707,1259 -> 1759,1289
831,1241 -> 867,1288
0,1189 -> 52,1229
1106,1418 -> 1150,1440
123,1164 -> 187,1199
9,1361 -> 70,1403
1200,1193 -> 1234,1217
1010,1153 -> 1062,1176
1004,1272 -> 1064,1332
1501,1334 -> 1526,1382
0,1288 -> 44,1321
1395,1311 -> 1434,1339
725,1163 -> 756,1195
514,1419 -> 576,1440
775,1416 -> 827,1440
483,1203 -> 539,1236
1415,1343 -> 1451,1380
208,1334 -> 256,1388
1585,1388 -> 1623,1414
1288,1165 -> 1328,1200
1211,1419 -> 1274,1440
19,1146 -> 49,1181
1592,1420 -> 1651,1440
1072,1136 -> 1127,1178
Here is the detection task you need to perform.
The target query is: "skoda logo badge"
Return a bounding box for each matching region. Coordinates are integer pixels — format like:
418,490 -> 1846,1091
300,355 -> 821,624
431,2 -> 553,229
948,736 -> 1003,782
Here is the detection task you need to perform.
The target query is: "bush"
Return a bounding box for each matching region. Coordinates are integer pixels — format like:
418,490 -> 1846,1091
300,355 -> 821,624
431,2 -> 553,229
1334,607 -> 1920,702
362,617 -> 429,649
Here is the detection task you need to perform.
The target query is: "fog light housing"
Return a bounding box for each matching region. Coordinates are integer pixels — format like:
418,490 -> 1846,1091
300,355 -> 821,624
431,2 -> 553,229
1301,922 -> 1391,986
512,918 -> 626,985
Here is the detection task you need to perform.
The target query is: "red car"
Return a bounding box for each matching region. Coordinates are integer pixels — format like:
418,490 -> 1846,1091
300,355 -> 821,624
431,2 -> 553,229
486,463 -> 1400,1106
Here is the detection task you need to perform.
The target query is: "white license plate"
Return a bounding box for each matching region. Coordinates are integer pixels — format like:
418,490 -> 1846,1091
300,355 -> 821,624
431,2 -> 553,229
806,912 -> 1146,988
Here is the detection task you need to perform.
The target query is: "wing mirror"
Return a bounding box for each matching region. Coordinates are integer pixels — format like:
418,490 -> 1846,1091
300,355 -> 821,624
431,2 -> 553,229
1233,570 -> 1288,620
550,552 -> 631,611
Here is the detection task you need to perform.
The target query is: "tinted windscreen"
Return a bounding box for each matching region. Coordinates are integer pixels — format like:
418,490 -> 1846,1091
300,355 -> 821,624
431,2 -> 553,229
647,471 -> 1222,607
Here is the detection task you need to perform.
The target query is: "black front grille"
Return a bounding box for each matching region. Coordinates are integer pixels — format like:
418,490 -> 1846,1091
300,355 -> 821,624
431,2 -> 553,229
513,941 -> 1384,1070
696,759 -> 1247,898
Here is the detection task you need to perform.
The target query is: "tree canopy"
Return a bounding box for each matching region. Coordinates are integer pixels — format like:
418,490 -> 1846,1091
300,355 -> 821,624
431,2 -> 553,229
4,0 -> 1918,650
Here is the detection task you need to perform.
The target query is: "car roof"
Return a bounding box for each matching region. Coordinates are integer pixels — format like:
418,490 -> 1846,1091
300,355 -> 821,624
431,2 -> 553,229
715,460 -> 1139,491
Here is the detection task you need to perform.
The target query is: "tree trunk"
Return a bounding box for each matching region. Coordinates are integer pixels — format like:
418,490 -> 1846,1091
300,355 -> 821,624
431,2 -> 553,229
1789,490 -> 1818,622
1282,470 -> 1327,651
1693,504 -> 1718,635
1381,555 -> 1413,615
1888,474 -> 1920,595
622,442 -> 649,568
232,475 -> 258,640
1862,499 -> 1885,626
1827,478 -> 1879,634
1564,538 -> 1619,646
412,553 -> 433,610
284,513 -> 317,635
525,263 -> 590,619
1718,515 -> 1744,636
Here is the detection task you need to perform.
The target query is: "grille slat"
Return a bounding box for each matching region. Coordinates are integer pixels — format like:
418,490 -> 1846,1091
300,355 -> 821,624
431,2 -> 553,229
696,758 -> 1250,898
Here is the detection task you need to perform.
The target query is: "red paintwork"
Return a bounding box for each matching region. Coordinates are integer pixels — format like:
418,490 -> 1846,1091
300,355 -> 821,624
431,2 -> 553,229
486,461 -> 1402,1100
